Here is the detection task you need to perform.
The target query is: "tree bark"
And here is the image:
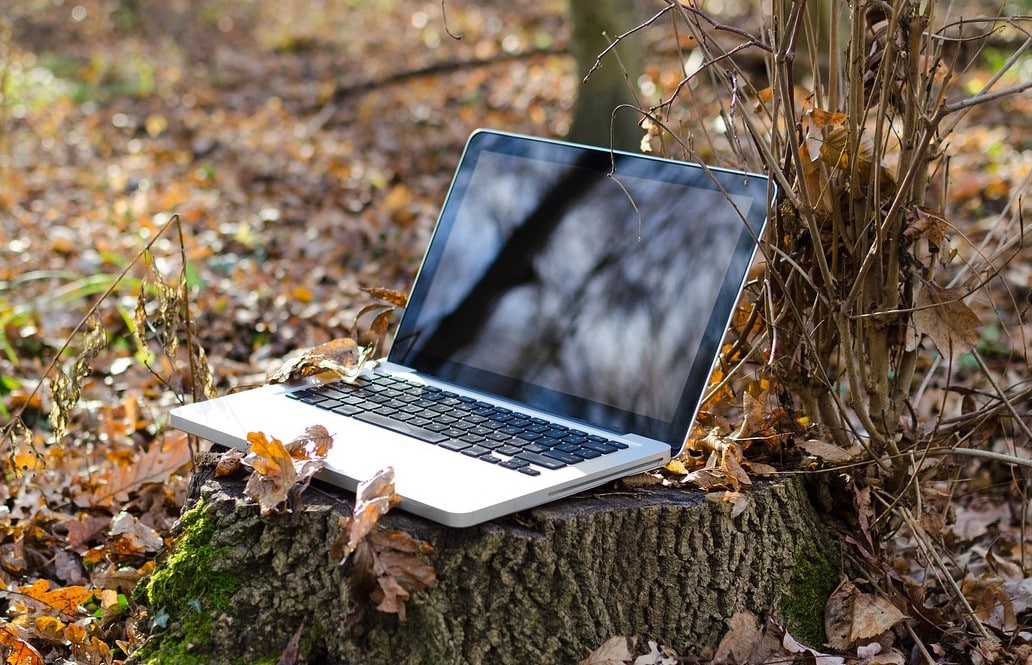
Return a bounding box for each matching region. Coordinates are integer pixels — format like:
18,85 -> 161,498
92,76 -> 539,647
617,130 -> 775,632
567,0 -> 643,150
132,461 -> 840,664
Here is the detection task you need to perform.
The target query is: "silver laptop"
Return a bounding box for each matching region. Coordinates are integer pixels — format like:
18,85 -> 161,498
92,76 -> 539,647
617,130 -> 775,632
171,129 -> 771,527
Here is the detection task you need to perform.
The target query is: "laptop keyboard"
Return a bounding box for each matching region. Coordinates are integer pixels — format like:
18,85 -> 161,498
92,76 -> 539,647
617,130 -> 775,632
286,373 -> 627,476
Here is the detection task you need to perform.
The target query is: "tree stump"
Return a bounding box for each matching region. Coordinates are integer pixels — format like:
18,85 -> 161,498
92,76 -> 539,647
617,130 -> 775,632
131,460 -> 841,665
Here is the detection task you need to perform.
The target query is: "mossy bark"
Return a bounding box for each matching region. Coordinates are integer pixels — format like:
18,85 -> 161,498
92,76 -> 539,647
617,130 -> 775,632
132,461 -> 841,664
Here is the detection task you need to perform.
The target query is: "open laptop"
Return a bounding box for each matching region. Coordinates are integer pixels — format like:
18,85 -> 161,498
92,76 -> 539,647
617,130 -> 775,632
171,129 -> 772,527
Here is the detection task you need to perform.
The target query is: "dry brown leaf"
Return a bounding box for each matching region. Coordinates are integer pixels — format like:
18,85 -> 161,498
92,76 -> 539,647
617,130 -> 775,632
705,491 -> 752,518
10,579 -> 91,619
243,427 -> 334,516
825,579 -> 907,650
579,636 -> 634,665
903,206 -> 948,256
108,511 -> 164,556
361,286 -> 409,308
799,439 -> 862,464
712,610 -> 765,664
336,472 -> 435,625
912,284 -> 981,362
77,430 -> 192,508
631,640 -> 678,665
782,627 -> 846,664
0,623 -> 45,665
266,337 -> 373,384
284,424 -> 333,459
857,642 -> 906,665
720,442 -> 753,491
333,467 -> 400,562
214,448 -> 246,478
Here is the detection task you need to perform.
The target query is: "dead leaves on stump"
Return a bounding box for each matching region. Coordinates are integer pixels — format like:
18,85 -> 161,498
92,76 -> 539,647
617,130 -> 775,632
330,467 -> 436,624
222,431 -> 435,626
239,425 -> 334,516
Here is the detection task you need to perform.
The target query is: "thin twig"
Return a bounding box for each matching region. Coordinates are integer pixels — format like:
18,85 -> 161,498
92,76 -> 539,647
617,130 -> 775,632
583,4 -> 675,82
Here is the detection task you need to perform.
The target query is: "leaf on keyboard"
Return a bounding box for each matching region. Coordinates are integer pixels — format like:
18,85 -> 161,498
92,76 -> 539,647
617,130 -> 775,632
265,337 -> 373,385
242,427 -> 334,516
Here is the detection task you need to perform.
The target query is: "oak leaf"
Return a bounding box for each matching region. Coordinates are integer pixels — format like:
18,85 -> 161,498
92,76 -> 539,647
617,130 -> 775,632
799,439 -> 863,464
242,426 -> 334,516
12,580 -> 91,619
0,623 -> 44,665
712,610 -> 767,664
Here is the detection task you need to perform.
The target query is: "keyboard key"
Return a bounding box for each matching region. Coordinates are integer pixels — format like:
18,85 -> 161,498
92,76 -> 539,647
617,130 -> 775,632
439,439 -> 473,452
330,403 -> 361,416
518,467 -> 542,477
543,449 -> 584,464
515,451 -> 567,470
581,440 -> 618,454
353,411 -> 448,444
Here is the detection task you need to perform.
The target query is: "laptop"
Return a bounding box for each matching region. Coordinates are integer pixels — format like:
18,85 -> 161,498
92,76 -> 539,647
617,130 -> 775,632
171,129 -> 772,527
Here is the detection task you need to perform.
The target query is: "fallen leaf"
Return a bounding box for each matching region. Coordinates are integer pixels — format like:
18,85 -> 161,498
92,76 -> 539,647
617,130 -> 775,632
799,439 -> 862,464
825,579 -> 908,650
857,642 -> 906,665
266,338 -> 373,384
579,636 -> 633,665
631,640 -> 678,665
243,427 -> 334,515
342,524 -> 435,624
783,627 -> 847,664
108,511 -> 164,555
705,491 -> 752,518
12,580 -> 92,619
332,467 -> 400,562
77,429 -> 192,508
214,448 -> 246,477
912,284 -> 981,362
284,424 -> 333,459
0,623 -> 45,665
712,610 -> 765,664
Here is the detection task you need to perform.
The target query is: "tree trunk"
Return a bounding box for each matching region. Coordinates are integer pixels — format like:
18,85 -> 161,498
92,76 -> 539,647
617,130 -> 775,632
567,0 -> 643,150
131,460 -> 841,664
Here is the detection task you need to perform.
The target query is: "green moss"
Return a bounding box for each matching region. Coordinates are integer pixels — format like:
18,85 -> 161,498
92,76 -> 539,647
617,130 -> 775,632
779,551 -> 838,647
134,500 -> 246,665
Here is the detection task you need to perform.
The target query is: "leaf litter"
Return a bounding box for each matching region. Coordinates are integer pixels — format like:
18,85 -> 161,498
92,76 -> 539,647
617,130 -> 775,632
2,0 -> 1032,663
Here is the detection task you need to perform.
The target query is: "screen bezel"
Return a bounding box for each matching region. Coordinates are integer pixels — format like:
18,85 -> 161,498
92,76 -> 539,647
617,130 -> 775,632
388,129 -> 772,453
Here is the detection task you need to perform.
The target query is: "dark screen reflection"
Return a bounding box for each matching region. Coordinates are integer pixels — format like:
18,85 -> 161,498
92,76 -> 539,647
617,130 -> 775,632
397,149 -> 755,438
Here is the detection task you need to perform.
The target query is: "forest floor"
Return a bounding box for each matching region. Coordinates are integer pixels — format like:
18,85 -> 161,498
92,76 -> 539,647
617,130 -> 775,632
2,1 -> 1032,663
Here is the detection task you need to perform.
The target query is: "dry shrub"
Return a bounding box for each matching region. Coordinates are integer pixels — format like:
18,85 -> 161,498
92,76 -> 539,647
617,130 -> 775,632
629,0 -> 1031,659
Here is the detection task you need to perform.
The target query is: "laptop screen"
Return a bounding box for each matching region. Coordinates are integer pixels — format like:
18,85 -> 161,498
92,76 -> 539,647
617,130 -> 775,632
389,130 -> 770,449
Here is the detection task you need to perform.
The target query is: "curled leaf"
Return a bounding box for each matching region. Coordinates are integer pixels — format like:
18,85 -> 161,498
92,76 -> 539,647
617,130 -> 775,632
242,427 -> 334,515
266,338 -> 372,384
332,467 -> 400,563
